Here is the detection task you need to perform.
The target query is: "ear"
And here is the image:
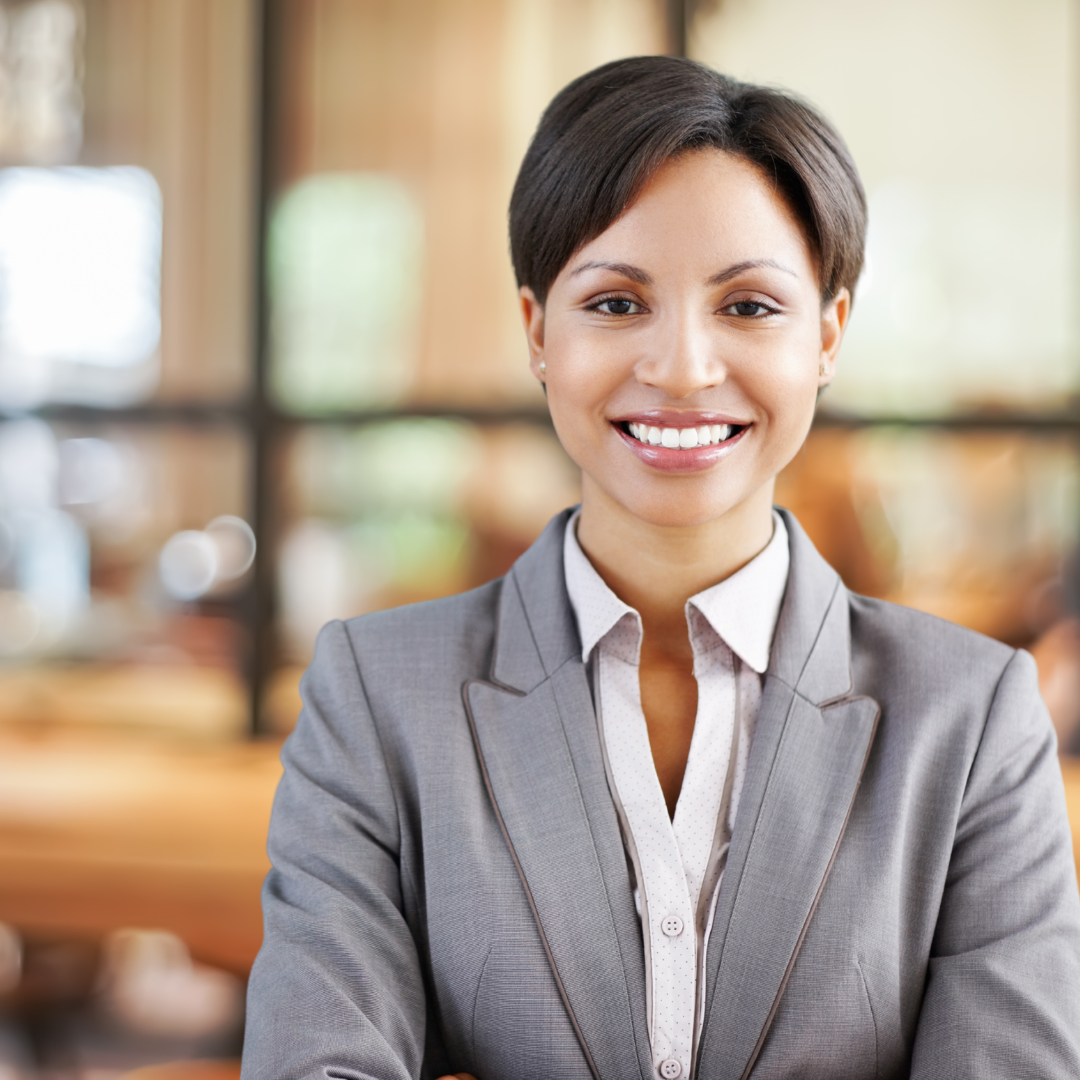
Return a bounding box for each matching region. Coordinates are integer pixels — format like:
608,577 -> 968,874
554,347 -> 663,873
519,286 -> 546,380
818,287 -> 850,386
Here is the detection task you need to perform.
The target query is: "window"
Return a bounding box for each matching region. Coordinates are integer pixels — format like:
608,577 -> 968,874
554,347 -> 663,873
257,0 -> 668,729
0,0 -> 1076,744
0,0 -> 256,737
0,0 -> 668,735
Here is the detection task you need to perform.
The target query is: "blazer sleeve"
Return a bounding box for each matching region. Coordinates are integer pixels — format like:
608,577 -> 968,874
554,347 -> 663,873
911,648 -> 1080,1077
241,619 -> 429,1080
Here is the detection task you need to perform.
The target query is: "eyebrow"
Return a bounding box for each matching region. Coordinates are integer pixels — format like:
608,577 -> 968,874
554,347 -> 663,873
568,258 -> 796,287
569,261 -> 654,286
706,259 -> 798,286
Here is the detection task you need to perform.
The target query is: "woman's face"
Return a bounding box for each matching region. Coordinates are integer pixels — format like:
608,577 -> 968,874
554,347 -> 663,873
521,148 -> 849,530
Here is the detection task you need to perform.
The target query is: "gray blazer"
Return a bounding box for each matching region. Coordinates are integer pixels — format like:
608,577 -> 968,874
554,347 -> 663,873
243,509 -> 1080,1080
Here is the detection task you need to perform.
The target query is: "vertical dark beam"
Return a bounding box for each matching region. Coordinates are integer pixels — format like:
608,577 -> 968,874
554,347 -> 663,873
247,0 -> 282,734
666,0 -> 688,57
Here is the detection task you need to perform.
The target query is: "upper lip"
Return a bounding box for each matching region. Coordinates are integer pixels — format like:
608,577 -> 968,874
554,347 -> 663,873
611,410 -> 751,428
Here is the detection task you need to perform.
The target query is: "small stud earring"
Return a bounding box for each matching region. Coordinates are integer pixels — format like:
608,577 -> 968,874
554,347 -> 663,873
539,362 -> 546,376
819,362 -> 826,377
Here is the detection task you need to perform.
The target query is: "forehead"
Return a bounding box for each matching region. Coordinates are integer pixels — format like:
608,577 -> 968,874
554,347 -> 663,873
572,148 -> 816,281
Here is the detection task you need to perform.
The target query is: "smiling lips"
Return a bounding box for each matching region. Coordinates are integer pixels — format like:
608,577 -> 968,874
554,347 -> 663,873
613,417 -> 748,473
625,421 -> 738,449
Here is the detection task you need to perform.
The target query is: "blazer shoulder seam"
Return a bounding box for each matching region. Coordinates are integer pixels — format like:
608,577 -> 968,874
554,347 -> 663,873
339,618 -> 404,849
960,645 -> 1025,804
507,567 -> 550,678
485,575 -> 528,693
791,575 -> 845,688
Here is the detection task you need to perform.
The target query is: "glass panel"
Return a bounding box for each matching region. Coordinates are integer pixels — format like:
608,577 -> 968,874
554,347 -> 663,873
269,0 -> 668,414
0,418 -> 252,739
690,0 -> 1078,417
269,174 -> 425,412
0,165 -> 162,408
265,417 -> 581,731
0,0 -> 256,408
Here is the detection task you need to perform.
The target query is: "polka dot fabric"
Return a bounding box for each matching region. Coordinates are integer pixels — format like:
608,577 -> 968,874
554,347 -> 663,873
563,512 -> 790,1078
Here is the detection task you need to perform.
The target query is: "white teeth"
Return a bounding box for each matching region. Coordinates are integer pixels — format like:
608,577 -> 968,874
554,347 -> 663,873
626,422 -> 739,448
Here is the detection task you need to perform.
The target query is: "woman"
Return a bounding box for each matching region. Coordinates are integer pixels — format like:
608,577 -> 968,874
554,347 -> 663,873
243,57 -> 1080,1080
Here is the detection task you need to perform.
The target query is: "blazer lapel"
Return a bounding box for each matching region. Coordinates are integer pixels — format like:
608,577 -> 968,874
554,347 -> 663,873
695,511 -> 881,1080
464,511 -> 651,1080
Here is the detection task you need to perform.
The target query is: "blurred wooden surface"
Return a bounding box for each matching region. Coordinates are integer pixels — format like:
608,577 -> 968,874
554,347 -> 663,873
0,729 -> 281,974
124,1061 -> 241,1080
0,729 -> 1079,982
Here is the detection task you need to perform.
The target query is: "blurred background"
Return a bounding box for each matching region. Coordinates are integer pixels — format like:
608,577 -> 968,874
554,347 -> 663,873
1,0 -> 1079,1076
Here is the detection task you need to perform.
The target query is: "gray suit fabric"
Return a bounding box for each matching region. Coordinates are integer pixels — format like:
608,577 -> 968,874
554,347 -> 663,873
243,508 -> 1080,1080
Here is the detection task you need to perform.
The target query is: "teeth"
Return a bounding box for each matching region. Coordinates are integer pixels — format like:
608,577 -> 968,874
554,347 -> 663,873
625,422 -> 738,448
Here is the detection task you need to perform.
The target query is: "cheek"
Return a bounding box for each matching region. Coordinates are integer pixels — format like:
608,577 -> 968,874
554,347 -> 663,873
741,329 -> 822,418
545,330 -> 626,412
539,341 -> 609,464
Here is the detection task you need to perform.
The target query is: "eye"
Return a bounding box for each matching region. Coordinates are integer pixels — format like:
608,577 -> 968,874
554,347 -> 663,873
589,296 -> 643,316
723,299 -> 776,318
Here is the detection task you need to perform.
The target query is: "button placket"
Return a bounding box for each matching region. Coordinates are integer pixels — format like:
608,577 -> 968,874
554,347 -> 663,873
661,915 -> 684,937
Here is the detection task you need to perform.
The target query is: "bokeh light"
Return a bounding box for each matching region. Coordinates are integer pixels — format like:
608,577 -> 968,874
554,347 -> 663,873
0,166 -> 162,408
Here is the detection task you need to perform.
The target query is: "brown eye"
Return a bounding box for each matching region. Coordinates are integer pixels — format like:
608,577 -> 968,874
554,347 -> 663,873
732,301 -> 768,316
596,298 -> 636,315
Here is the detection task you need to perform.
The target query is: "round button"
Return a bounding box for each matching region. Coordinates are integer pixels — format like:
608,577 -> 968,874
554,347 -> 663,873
661,915 -> 684,937
659,1058 -> 682,1079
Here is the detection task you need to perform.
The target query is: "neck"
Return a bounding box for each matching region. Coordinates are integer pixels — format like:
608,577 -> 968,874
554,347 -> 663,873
575,477 -> 776,658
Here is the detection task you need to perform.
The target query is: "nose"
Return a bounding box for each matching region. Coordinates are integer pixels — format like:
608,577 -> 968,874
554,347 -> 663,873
634,307 -> 724,399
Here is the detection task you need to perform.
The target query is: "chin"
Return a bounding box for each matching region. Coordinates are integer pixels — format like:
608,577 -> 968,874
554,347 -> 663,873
616,477 -> 759,530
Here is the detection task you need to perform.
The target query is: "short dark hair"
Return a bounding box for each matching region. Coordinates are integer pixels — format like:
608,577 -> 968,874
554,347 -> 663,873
509,56 -> 866,305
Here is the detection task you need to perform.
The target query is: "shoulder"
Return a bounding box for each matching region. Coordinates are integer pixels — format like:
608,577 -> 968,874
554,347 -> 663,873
845,590 -> 1037,742
328,576 -> 503,687
847,590 -> 1014,676
295,578 -> 504,758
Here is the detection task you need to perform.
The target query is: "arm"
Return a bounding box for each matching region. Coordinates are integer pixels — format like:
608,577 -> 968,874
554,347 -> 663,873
911,649 -> 1080,1077
241,620 -> 429,1080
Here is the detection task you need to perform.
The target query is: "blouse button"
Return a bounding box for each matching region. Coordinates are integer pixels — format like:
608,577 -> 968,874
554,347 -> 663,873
661,915 -> 684,937
659,1059 -> 682,1079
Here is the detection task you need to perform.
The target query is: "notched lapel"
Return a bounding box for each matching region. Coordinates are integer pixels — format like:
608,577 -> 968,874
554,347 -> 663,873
697,514 -> 881,1080
464,675 -> 645,1080
463,522 -> 648,1080
701,692 -> 879,1080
